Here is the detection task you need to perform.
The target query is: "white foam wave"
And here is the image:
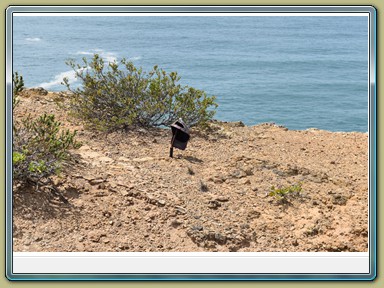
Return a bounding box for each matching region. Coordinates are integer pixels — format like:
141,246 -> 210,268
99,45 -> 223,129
75,49 -> 117,64
75,51 -> 94,56
103,52 -> 117,63
74,50 -> 142,64
39,67 -> 88,89
25,37 -> 41,42
128,56 -> 142,61
40,50 -> 140,90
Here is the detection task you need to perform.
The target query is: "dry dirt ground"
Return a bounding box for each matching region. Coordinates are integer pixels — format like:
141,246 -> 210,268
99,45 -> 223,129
13,89 -> 368,252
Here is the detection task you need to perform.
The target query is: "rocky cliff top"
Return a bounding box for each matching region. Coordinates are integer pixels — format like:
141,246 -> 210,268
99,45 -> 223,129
13,89 -> 368,252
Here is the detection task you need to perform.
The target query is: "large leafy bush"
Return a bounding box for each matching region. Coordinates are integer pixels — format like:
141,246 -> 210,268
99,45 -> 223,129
62,54 -> 218,131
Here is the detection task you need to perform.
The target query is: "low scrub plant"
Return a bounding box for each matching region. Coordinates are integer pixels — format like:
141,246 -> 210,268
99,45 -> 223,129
13,113 -> 81,184
12,72 -> 80,187
12,72 -> 24,109
62,54 -> 218,131
269,182 -> 302,204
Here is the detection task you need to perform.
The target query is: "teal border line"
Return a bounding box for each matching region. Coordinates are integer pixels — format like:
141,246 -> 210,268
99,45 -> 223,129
5,3 -> 13,282
5,5 -> 377,281
372,5 -> 377,281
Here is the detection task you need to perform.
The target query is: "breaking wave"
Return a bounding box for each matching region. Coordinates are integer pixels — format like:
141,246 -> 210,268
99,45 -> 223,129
38,50 -> 141,90
38,67 -> 88,90
25,37 -> 41,42
75,50 -> 141,63
128,56 -> 142,61
75,49 -> 117,63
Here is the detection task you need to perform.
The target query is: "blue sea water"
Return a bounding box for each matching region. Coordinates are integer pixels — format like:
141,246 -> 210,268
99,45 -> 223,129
13,16 -> 369,132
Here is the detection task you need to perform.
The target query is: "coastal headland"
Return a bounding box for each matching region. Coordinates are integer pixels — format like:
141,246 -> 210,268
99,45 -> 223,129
13,88 -> 368,252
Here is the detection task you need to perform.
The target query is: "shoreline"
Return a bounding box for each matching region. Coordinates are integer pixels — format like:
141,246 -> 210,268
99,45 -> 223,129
18,87 -> 369,134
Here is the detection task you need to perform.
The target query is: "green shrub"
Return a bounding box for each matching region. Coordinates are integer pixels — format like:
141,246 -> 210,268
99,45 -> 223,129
13,112 -> 81,184
62,54 -> 218,131
12,72 -> 24,109
269,182 -> 302,204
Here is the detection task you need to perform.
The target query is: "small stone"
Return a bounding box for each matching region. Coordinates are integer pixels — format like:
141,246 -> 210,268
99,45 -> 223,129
175,206 -> 187,215
146,195 -> 158,205
212,177 -> 224,184
332,194 -> 348,205
244,167 -> 253,176
103,211 -> 112,218
84,183 -> 91,192
214,233 -> 227,244
34,236 -> 43,242
171,219 -> 183,227
232,169 -> 247,179
247,210 -> 261,219
124,197 -> 134,206
240,224 -> 250,229
89,178 -> 104,185
146,212 -> 156,221
239,178 -> 251,185
192,225 -> 203,231
98,182 -> 106,189
216,196 -> 229,202
237,190 -> 247,196
89,232 -> 103,243
157,200 -> 166,206
144,205 -> 151,211
78,236 -> 85,242
207,200 -> 221,209
235,235 -> 245,241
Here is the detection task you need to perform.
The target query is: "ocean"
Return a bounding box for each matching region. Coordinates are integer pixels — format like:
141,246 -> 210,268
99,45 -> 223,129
12,15 -> 369,132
